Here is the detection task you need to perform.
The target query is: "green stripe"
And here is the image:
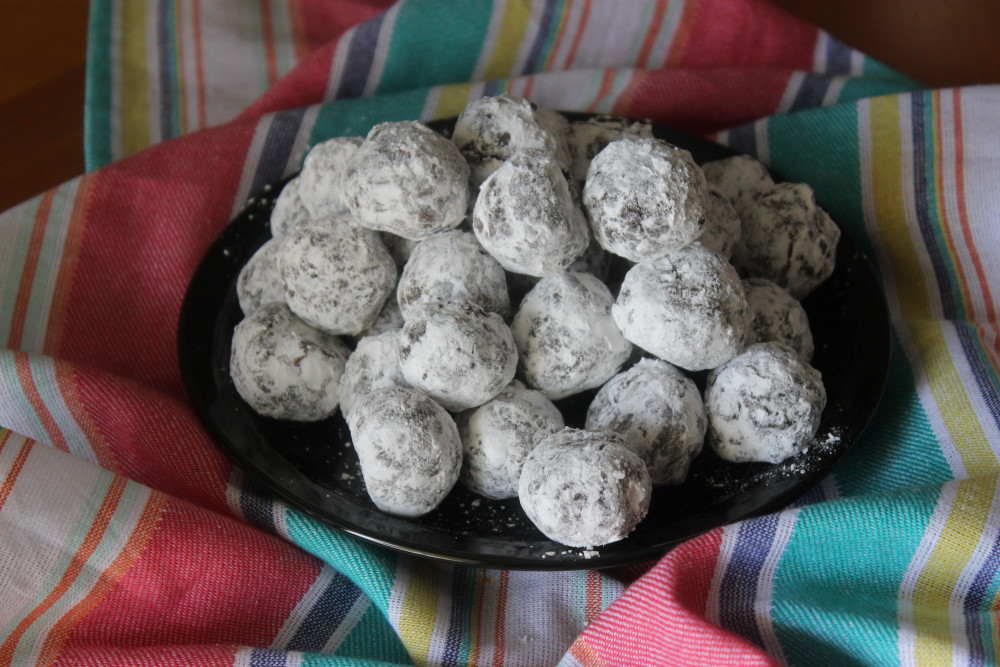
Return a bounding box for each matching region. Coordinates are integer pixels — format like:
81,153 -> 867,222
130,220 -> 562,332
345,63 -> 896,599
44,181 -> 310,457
377,0 -> 493,93
838,77 -> 921,106
535,0 -> 567,71
85,0 -> 114,170
764,104 -> 952,495
771,485 -> 939,666
308,88 -> 432,149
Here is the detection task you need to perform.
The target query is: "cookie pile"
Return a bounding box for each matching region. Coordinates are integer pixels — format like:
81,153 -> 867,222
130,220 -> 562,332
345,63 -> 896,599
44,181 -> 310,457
229,95 -> 838,548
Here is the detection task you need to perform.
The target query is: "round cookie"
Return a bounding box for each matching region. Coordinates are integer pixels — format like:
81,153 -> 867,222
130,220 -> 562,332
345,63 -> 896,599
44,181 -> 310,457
237,238 -> 285,315
695,185 -> 742,260
511,271 -> 632,400
452,95 -> 570,187
270,176 -> 312,238
297,136 -> 363,219
702,154 -> 775,215
743,277 -> 814,362
732,182 -> 841,299
230,302 -> 350,421
398,302 -> 518,411
518,428 -> 652,548
279,220 -> 397,336
472,148 -> 589,277
586,358 -> 707,485
612,244 -> 748,371
343,121 -> 469,240
346,386 -> 462,517
705,342 -> 826,464
396,230 -> 510,320
338,329 -> 408,418
583,137 -> 707,262
566,115 -> 653,184
456,380 -> 565,499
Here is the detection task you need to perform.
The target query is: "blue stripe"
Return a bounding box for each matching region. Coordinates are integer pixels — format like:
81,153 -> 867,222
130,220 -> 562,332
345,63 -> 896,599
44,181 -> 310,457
964,525 -> 1000,667
157,0 -> 175,140
249,108 -> 307,197
239,474 -> 277,534
250,648 -> 289,667
953,322 -> 1000,449
521,0 -> 559,75
287,570 -> 363,652
825,35 -> 853,75
719,514 -> 780,646
335,14 -> 385,98
788,73 -> 832,112
441,567 -> 474,666
724,123 -> 759,158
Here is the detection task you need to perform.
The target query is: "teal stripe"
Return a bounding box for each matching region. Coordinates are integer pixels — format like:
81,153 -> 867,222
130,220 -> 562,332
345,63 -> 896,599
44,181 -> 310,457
85,0 -> 114,170
764,104 -> 952,494
771,485 -> 939,666
302,606 -> 413,666
863,57 -> 920,87
535,0 -> 567,70
308,89 -> 431,148
0,201 -> 41,344
376,0 -> 493,93
838,77 -> 922,106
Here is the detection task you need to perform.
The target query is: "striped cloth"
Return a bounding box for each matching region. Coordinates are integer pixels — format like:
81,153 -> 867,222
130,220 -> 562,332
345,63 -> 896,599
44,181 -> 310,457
2,0 -> 999,665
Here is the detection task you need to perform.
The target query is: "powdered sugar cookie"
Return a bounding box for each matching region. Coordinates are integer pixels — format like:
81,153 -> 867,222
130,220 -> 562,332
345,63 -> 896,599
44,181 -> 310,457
743,277 -> 814,362
237,238 -> 285,315
338,329 -> 408,418
298,136 -> 363,219
702,154 -> 775,215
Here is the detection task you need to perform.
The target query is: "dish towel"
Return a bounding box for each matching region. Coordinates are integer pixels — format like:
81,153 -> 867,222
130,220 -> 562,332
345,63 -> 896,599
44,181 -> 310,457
3,0 -> 999,665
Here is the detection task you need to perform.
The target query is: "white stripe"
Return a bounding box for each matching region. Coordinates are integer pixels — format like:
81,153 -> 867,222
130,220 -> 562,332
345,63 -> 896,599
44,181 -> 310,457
230,115 -> 276,218
776,72 -> 805,114
823,76 -> 848,107
850,49 -> 865,76
648,0 -> 687,67
754,119 -> 770,165
226,467 -> 246,517
284,105 -> 320,176
471,0 -> 510,81
419,86 -> 444,121
273,565 -> 339,648
754,509 -> 798,664
144,1 -> 163,146
705,523 -> 740,625
897,482 -> 959,666
31,355 -> 97,465
549,0 -> 585,70
324,25 -> 355,102
361,3 -> 401,98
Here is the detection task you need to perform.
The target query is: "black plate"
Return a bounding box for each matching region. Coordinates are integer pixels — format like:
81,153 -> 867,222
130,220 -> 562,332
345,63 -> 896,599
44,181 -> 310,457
178,115 -> 891,570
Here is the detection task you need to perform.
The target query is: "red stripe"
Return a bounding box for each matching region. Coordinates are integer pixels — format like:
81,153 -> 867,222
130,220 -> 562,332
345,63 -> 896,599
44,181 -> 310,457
260,0 -> 280,85
0,476 -> 128,666
491,570 -> 510,667
585,570 -> 602,623
14,354 -> 71,453
585,68 -> 617,113
0,433 -> 33,512
7,190 -> 56,351
635,0 -> 668,68
664,0 -> 700,65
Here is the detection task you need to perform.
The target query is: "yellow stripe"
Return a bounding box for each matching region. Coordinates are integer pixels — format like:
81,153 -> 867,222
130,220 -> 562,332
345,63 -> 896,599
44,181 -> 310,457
121,0 -> 151,156
868,96 -> 994,474
433,83 -> 476,120
397,560 -> 439,666
912,478 -> 996,664
482,0 -> 532,81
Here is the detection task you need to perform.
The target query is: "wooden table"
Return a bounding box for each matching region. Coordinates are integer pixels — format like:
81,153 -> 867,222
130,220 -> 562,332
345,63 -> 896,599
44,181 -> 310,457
1,0 -> 998,213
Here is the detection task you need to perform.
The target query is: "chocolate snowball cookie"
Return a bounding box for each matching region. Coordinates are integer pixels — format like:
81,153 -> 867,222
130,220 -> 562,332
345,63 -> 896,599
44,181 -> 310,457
612,244 -> 748,372
566,115 -> 653,184
518,428 -> 652,548
398,302 -> 517,411
586,358 -> 707,485
237,238 -> 285,315
279,220 -> 397,336
343,121 -> 469,240
396,230 -> 509,320
452,95 -> 571,187
230,302 -> 350,421
733,182 -> 840,299
743,278 -> 814,362
705,342 -> 826,464
346,386 -> 462,517
270,176 -> 312,238
456,380 -> 564,499
473,148 -> 589,277
338,329 -> 408,418
694,185 -> 742,260
297,136 -> 363,219
511,271 -> 632,399
702,154 -> 775,215
583,137 -> 707,263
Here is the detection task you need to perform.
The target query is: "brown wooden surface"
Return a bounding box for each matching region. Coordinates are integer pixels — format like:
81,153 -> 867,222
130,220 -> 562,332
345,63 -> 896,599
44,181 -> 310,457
0,1 -> 998,213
